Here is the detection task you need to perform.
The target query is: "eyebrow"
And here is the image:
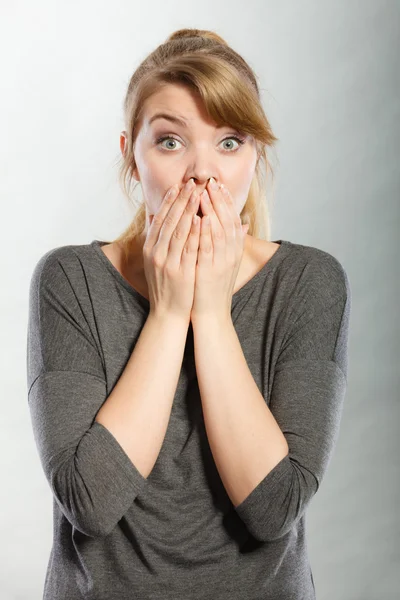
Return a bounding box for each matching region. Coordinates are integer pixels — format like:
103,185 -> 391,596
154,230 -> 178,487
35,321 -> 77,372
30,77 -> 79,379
148,112 -> 189,128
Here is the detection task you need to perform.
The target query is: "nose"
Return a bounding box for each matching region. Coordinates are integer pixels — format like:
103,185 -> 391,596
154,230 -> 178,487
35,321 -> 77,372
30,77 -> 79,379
191,178 -> 216,194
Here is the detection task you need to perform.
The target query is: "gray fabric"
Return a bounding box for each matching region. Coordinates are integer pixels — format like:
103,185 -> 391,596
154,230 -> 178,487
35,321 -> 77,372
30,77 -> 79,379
26,237 -> 351,600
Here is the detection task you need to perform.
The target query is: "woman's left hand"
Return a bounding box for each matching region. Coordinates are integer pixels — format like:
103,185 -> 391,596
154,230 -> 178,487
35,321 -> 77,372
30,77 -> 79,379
191,178 -> 249,323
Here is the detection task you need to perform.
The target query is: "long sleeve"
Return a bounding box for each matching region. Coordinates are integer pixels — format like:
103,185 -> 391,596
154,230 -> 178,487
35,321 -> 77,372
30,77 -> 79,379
26,248 -> 148,539
234,253 -> 351,542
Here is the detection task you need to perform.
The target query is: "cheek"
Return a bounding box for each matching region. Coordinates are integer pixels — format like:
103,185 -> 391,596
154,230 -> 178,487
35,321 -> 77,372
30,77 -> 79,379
136,145 -> 182,207
224,160 -> 255,213
231,180 -> 253,215
142,184 -> 164,215
138,164 -> 169,212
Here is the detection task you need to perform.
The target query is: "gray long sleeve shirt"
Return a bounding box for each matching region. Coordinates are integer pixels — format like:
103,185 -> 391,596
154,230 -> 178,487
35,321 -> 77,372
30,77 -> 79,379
26,238 -> 351,600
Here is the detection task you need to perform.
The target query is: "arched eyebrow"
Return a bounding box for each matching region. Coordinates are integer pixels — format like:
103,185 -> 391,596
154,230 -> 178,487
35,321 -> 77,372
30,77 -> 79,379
148,113 -> 189,128
148,112 -> 227,130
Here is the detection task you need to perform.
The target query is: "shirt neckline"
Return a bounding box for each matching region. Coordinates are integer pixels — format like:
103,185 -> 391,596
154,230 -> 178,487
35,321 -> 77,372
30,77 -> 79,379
90,238 -> 292,308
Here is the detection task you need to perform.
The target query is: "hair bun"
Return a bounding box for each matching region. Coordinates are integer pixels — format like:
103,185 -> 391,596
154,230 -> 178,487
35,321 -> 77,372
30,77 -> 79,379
166,28 -> 228,46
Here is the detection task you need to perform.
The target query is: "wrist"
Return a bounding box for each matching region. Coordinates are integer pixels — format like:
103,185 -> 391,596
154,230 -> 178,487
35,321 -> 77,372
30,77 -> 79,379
148,310 -> 190,330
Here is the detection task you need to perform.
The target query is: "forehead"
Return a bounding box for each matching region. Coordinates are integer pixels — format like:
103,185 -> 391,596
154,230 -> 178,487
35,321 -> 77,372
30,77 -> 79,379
144,84 -> 219,129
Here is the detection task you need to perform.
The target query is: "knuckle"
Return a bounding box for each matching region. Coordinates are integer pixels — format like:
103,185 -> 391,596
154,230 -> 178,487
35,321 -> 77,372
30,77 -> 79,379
164,213 -> 175,227
151,251 -> 163,268
164,261 -> 177,277
165,191 -> 176,204
152,214 -> 164,227
172,227 -> 184,241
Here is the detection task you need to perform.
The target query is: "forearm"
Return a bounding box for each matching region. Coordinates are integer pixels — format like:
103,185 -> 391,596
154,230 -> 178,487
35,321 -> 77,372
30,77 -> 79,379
192,316 -> 289,508
95,312 -> 189,479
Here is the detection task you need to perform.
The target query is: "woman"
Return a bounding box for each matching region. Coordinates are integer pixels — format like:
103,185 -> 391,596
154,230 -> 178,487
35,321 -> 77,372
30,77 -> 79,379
27,28 -> 351,600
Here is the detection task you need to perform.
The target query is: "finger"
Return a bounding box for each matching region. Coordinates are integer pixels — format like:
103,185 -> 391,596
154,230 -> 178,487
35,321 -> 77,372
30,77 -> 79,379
219,183 -> 244,250
219,184 -> 242,233
147,179 -> 196,249
200,190 -> 226,253
145,184 -> 180,247
183,213 -> 201,261
198,214 -> 213,263
169,188 -> 201,266
206,179 -> 233,238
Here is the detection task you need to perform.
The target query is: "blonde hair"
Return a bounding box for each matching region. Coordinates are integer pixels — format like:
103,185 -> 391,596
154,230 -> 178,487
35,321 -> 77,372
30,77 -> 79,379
112,28 -> 279,263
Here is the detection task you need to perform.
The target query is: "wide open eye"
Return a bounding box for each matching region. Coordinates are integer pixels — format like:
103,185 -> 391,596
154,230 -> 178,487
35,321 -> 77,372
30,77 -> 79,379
156,134 -> 247,153
156,136 -> 183,151
220,136 -> 246,152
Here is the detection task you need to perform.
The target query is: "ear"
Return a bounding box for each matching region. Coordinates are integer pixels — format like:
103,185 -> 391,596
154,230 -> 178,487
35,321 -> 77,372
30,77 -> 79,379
120,131 -> 140,182
120,131 -> 127,158
132,165 -> 140,181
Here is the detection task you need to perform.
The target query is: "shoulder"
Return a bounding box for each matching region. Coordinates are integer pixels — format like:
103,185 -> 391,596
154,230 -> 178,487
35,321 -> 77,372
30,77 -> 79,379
29,242 -> 91,298
274,241 -> 352,376
279,240 -> 350,305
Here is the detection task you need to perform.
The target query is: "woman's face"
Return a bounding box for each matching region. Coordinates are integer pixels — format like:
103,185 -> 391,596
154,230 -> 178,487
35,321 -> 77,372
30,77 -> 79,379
120,83 -> 259,233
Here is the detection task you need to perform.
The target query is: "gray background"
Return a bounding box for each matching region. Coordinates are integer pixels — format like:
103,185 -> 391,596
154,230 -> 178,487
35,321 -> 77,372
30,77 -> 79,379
1,1 -> 399,598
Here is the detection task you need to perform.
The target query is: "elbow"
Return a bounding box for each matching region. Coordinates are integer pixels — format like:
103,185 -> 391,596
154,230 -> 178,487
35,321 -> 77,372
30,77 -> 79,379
41,425 -> 148,539
235,458 -> 319,543
66,510 -> 114,539
68,505 -> 116,539
68,515 -> 116,539
245,518 -> 299,543
49,462 -> 118,539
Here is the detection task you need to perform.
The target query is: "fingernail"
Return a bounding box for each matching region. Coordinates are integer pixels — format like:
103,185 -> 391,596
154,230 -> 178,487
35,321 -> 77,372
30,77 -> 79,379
209,177 -> 218,190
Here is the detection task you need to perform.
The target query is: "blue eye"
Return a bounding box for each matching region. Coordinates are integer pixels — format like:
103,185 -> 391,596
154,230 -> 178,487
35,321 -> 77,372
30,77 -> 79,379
156,134 -> 246,153
156,136 -> 182,151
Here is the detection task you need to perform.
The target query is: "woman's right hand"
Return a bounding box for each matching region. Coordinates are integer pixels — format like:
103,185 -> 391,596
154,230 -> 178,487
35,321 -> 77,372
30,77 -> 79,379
143,178 -> 202,322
